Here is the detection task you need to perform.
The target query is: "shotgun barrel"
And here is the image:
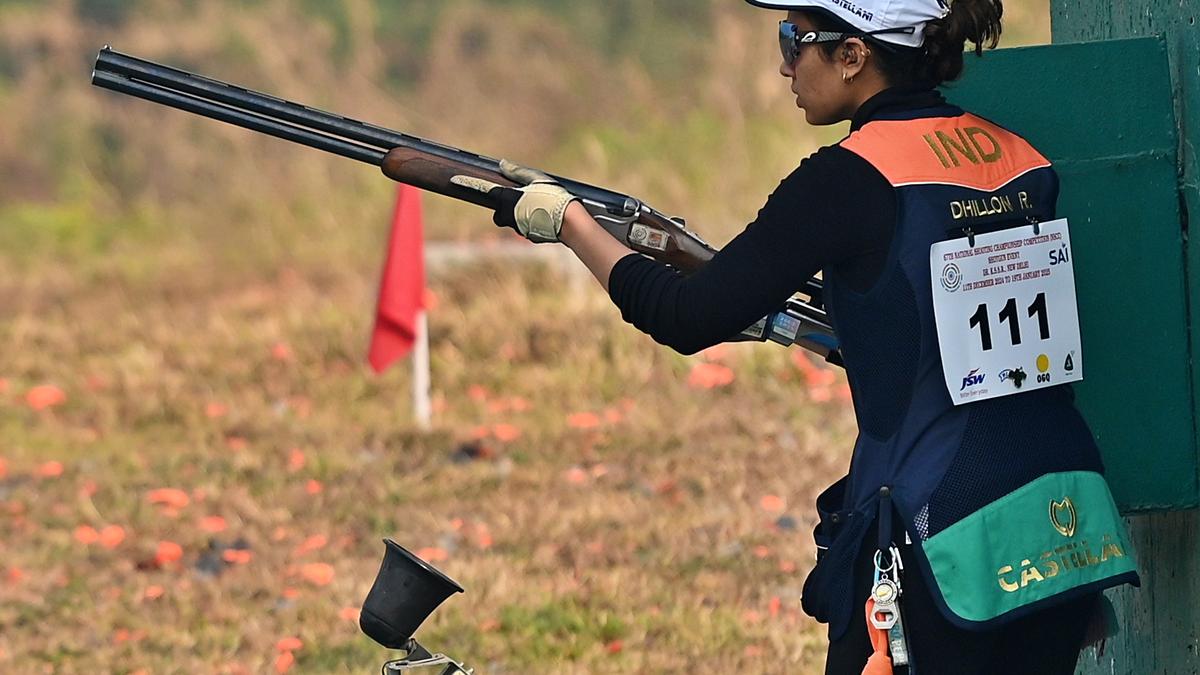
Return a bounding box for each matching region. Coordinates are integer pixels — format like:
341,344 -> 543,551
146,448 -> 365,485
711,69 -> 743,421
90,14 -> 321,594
93,48 -> 644,215
91,70 -> 386,166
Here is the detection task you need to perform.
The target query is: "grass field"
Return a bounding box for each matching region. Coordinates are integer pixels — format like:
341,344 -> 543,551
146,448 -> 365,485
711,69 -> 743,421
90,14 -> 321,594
0,251 -> 858,673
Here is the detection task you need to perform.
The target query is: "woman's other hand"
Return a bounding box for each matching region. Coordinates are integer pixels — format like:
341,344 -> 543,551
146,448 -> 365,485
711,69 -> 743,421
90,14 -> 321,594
451,159 -> 577,243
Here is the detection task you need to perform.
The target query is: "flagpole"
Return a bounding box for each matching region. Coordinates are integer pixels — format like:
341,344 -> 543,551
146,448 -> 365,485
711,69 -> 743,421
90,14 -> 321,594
412,310 -> 432,430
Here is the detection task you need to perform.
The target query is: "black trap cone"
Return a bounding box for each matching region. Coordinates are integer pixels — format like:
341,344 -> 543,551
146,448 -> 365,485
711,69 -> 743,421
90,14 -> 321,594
360,539 -> 465,649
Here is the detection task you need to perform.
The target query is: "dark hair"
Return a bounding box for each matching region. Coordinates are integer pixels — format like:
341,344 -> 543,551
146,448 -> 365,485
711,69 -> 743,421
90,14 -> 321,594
807,0 -> 1004,86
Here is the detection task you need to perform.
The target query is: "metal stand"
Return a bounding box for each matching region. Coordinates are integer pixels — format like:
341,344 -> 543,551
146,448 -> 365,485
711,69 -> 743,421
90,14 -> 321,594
381,639 -> 473,675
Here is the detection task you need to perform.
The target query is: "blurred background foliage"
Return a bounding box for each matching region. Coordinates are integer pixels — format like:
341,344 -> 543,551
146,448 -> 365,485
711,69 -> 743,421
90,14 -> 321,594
0,0 -> 1048,275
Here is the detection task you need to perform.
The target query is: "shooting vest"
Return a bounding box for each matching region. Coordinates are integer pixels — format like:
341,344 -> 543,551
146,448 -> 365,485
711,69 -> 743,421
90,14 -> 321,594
802,105 -> 1139,639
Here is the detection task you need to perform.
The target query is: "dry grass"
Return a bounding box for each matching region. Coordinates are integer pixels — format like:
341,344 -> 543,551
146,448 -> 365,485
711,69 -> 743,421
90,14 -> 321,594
0,254 -> 857,673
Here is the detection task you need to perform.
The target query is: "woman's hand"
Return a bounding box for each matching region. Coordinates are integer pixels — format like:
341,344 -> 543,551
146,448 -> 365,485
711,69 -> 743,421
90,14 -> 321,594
452,160 -> 577,243
455,158 -> 635,289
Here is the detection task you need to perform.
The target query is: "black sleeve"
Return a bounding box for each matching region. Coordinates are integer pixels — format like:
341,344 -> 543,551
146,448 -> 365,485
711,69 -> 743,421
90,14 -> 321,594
607,144 -> 895,355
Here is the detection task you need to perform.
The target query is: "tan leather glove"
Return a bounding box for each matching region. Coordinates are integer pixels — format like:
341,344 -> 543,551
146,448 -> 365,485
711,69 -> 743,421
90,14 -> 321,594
451,159 -> 577,243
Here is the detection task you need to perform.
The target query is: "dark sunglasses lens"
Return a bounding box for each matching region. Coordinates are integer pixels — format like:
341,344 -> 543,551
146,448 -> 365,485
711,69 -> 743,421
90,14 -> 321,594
779,21 -> 797,63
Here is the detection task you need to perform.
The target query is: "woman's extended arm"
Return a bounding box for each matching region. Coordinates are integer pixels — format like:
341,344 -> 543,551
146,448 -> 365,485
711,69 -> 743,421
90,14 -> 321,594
558,201 -> 635,291
558,146 -> 896,355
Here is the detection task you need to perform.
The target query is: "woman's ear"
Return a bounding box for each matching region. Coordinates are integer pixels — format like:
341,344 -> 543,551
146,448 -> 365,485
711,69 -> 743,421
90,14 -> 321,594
840,38 -> 871,82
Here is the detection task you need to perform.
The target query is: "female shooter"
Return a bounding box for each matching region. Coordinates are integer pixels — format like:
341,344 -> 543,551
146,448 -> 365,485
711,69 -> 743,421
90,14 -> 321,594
468,1 -> 1139,672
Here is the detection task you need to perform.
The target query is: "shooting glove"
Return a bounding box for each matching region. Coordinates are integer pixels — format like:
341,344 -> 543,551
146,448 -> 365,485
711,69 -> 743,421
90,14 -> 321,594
451,160 -> 577,243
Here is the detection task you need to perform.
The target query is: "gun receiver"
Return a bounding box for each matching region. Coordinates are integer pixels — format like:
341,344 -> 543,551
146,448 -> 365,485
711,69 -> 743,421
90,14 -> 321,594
90,46 -> 841,365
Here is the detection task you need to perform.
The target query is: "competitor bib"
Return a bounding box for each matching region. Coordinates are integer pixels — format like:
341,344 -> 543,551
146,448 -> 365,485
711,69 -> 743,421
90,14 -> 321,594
930,219 -> 1083,405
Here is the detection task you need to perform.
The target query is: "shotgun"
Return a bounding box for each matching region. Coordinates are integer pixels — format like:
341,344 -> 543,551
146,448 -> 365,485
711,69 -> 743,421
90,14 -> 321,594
90,47 -> 841,365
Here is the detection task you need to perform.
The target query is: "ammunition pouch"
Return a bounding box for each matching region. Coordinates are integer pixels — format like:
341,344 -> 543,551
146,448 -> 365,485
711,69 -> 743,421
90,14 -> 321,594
802,476 -> 872,640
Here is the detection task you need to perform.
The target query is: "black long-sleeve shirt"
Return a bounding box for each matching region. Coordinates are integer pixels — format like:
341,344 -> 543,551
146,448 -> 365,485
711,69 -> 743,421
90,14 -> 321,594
607,87 -> 947,354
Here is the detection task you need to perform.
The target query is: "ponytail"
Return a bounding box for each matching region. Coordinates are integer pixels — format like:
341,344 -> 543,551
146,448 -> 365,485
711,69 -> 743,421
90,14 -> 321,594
920,0 -> 1004,84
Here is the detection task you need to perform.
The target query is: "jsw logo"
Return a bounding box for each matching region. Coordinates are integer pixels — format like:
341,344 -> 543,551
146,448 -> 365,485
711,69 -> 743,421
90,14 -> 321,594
961,369 -> 985,391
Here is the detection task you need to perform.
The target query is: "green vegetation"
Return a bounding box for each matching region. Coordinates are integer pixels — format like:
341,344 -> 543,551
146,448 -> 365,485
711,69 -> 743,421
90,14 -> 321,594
0,0 -> 1049,268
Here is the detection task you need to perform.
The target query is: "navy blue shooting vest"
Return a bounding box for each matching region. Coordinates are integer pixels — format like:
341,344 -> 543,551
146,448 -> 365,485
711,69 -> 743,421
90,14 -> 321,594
802,104 -> 1139,639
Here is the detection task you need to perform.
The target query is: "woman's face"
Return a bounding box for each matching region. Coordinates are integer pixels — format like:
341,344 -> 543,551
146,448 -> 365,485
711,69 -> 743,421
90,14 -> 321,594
779,11 -> 861,125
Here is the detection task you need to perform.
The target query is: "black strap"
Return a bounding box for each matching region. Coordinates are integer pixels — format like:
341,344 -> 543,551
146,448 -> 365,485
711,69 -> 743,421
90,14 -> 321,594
877,486 -> 893,553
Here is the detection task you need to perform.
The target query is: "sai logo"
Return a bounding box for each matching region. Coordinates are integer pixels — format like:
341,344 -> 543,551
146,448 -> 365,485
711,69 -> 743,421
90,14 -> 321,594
1049,497 -> 1077,538
1049,243 -> 1071,266
960,368 -> 985,391
940,263 -> 962,292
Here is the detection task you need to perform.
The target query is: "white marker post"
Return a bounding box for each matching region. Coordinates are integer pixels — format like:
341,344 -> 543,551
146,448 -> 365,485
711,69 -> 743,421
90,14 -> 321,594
412,311 -> 432,430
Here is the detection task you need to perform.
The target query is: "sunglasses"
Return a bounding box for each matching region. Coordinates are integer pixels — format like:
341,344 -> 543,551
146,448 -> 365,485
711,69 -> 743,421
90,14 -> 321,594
778,20 -> 917,65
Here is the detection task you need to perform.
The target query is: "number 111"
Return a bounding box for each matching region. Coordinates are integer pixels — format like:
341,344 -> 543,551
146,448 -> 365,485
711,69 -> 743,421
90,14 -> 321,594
968,293 -> 1050,351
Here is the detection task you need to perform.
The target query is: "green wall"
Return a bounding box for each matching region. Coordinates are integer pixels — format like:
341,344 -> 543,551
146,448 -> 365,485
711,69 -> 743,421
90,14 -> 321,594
949,37 -> 1194,513
1050,2 -> 1200,673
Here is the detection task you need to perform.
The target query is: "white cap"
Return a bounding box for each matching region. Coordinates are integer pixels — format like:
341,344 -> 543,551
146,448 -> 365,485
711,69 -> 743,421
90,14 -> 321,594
745,0 -> 951,48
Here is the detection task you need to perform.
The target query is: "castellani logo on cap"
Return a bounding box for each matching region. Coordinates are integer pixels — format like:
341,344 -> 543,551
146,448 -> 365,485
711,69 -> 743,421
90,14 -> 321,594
745,0 -> 951,48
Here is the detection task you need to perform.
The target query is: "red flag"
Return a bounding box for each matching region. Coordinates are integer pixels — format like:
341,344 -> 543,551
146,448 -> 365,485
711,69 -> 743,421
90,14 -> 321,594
369,184 -> 426,373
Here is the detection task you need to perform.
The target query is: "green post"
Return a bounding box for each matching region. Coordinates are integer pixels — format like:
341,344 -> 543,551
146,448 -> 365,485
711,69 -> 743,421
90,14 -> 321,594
1049,2 -> 1200,673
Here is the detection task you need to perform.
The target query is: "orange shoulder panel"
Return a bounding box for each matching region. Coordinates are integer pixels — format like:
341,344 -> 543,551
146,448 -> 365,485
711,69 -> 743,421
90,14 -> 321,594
840,114 -> 1050,191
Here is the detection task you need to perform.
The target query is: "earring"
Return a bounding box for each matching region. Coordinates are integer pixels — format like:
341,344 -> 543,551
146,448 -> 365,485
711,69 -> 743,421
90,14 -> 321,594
843,73 -> 854,84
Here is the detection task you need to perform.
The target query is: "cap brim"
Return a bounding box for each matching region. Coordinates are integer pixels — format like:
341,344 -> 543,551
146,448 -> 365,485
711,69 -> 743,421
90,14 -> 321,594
744,0 -> 827,9
743,2 -> 857,28
744,0 -> 928,48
